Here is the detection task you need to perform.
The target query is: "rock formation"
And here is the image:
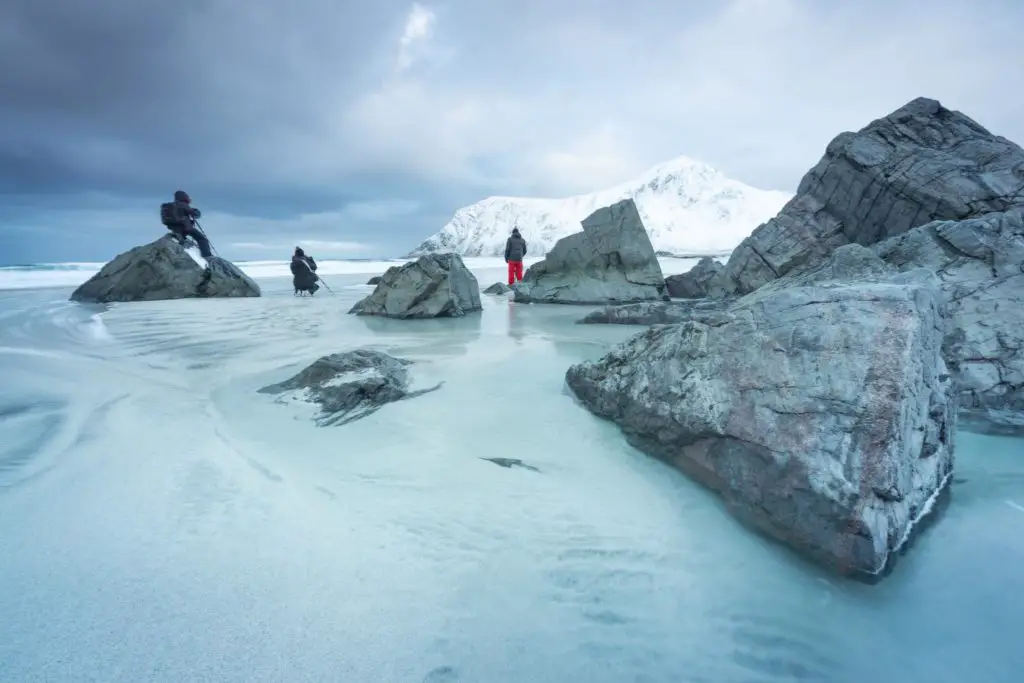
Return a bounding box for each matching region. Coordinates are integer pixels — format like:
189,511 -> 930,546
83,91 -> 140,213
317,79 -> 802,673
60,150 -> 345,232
483,282 -> 511,295
70,235 -> 260,303
366,276 -> 382,286
566,259 -> 957,579
874,209 -> 1024,430
711,96 -> 1024,297
258,349 -> 442,426
665,256 -> 724,298
580,97 -> 1024,433
348,253 -> 482,318
512,198 -> 669,304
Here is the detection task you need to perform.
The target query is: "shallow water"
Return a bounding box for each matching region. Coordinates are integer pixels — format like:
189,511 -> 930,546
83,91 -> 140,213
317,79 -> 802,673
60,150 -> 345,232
1,264 -> 1022,683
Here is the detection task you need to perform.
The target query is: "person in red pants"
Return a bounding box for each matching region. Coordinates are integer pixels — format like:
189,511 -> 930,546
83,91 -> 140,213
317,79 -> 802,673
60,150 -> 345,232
504,227 -> 527,285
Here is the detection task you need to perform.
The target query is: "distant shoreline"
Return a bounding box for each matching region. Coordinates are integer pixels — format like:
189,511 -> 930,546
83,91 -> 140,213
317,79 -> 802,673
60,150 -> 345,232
0,253 -> 718,292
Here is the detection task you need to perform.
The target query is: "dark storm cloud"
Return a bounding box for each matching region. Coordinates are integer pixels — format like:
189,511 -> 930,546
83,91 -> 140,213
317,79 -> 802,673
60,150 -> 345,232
0,0 -> 410,196
2,0 -> 1024,267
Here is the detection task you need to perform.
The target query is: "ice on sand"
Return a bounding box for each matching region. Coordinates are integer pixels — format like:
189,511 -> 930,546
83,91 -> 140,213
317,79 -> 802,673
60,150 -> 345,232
0,260 -> 1021,683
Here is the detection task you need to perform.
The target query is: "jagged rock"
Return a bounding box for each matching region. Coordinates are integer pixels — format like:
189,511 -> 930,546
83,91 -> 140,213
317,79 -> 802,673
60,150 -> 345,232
578,244 -> 887,325
348,253 -> 482,318
258,349 -> 442,426
565,269 -> 957,579
711,97 -> 1024,297
665,257 -> 724,298
874,209 -> 1024,433
69,235 -> 260,303
513,198 -> 669,305
700,96 -> 1024,432
578,298 -> 733,325
483,282 -> 512,295
366,276 -> 382,286
742,243 -> 899,302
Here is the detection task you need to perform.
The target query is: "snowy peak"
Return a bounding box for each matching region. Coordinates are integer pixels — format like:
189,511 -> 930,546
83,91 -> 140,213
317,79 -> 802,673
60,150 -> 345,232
408,156 -> 793,257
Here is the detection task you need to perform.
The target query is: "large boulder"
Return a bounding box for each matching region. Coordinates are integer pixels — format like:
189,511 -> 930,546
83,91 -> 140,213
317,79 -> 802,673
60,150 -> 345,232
565,265 -> 957,579
874,209 -> 1024,432
258,349 -> 442,426
711,97 -> 1024,297
665,257 -> 724,298
348,253 -> 482,318
701,96 -> 1024,432
70,235 -> 260,303
513,198 -> 669,304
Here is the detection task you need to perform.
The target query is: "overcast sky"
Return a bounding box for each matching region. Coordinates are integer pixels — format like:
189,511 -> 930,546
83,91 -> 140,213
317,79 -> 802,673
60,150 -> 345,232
1,0 -> 1021,265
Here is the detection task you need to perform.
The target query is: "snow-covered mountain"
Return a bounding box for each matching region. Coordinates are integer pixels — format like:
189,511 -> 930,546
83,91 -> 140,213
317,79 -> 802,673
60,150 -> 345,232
407,156 -> 793,257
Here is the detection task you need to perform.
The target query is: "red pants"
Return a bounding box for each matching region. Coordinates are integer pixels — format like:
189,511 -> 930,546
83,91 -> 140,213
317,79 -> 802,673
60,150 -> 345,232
507,260 -> 524,285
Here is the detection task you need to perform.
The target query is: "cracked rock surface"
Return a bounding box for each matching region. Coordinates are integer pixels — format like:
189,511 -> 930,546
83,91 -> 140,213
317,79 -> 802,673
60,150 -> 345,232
697,96 -> 1024,432
70,235 -> 260,303
665,256 -> 724,298
349,254 -> 482,318
711,97 -> 1024,298
566,266 -> 957,579
874,209 -> 1024,429
513,198 -> 669,304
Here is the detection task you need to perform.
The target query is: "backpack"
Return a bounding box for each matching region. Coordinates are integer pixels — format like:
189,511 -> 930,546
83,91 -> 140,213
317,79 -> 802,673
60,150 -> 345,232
160,202 -> 178,227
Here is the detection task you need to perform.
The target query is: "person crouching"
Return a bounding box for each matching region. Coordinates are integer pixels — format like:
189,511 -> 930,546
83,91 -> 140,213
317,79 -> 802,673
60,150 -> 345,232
290,247 -> 320,295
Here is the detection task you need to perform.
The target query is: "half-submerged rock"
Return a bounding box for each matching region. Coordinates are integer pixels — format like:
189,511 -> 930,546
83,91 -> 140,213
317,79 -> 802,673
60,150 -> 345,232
258,349 -> 442,426
70,235 -> 260,303
513,198 -> 669,304
483,282 -> 511,295
566,267 -> 957,579
349,253 -> 482,318
665,256 -> 724,298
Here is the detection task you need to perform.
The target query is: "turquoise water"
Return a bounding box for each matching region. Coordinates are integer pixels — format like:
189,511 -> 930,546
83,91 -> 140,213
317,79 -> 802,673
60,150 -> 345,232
1,266 -> 1021,682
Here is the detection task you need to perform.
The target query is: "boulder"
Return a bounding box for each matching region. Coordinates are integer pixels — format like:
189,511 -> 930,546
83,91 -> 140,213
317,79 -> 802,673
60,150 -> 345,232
258,349 -> 442,426
565,267 -> 957,579
70,235 -> 260,303
874,209 -> 1024,433
366,276 -> 382,286
665,257 -> 724,298
711,97 -> 1024,297
698,96 -> 1024,432
348,253 -> 482,318
513,198 -> 669,304
483,282 -> 511,295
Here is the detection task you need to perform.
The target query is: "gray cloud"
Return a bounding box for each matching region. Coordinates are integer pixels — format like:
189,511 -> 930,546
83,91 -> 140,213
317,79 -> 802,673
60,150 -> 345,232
2,0 -> 1023,264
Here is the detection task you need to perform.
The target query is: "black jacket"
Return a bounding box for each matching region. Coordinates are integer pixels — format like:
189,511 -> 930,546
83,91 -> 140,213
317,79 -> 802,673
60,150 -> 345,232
172,201 -> 201,227
505,234 -> 527,262
290,256 -> 318,289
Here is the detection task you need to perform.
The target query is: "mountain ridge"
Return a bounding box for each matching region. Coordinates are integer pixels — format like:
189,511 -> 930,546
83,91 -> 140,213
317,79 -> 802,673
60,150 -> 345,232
407,156 -> 793,257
